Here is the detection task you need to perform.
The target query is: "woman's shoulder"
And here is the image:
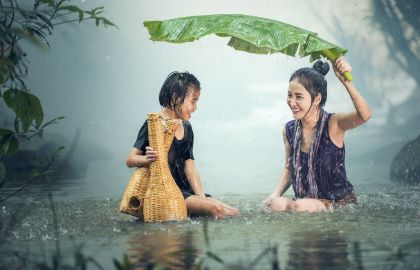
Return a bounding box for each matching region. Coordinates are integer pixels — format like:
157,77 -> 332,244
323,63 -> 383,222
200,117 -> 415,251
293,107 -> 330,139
284,120 -> 296,143
285,120 -> 295,129
325,112 -> 336,129
285,120 -> 296,134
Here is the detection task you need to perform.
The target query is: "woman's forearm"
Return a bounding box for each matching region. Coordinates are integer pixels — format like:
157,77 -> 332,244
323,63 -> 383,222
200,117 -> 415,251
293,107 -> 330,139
344,81 -> 372,122
272,169 -> 292,196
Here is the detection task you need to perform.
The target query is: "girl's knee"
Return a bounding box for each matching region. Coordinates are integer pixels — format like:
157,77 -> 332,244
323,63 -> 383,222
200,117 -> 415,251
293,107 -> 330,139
227,206 -> 240,216
209,203 -> 224,218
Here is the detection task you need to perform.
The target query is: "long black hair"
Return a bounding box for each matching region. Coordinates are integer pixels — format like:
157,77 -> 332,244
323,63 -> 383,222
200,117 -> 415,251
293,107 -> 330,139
289,60 -> 330,107
159,71 -> 201,111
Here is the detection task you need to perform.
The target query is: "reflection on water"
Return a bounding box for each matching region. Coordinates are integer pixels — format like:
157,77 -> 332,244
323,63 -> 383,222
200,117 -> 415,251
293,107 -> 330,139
1,183 -> 420,269
286,231 -> 351,270
127,225 -> 199,270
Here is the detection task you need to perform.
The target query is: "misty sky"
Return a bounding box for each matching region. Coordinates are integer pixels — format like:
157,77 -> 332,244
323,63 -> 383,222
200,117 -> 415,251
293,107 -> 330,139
11,0 -> 418,196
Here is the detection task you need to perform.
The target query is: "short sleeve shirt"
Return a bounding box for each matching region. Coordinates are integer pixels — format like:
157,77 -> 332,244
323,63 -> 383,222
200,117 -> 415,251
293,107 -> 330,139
133,120 -> 195,193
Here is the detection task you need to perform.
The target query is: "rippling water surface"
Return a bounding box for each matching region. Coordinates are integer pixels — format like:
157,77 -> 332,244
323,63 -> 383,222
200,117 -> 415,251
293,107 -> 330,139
1,176 -> 420,269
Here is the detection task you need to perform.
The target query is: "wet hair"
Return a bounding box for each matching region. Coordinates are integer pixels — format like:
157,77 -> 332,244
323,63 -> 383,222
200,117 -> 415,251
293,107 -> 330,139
159,71 -> 201,111
289,60 -> 330,107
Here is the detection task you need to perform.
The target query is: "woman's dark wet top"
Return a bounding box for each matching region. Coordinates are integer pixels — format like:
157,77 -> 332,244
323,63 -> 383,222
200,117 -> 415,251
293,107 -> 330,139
286,113 -> 354,200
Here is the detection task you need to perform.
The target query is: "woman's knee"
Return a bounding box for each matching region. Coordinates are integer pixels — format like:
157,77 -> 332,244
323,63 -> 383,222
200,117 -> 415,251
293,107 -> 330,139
270,197 -> 290,212
289,201 -> 302,211
291,199 -> 325,212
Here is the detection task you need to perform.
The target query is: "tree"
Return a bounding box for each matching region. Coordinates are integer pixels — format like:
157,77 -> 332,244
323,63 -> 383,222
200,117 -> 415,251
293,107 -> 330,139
372,0 -> 420,88
0,0 -> 116,201
371,0 -> 420,184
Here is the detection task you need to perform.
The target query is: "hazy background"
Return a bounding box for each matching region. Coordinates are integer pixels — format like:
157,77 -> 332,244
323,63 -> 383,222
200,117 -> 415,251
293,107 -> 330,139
11,0 -> 419,198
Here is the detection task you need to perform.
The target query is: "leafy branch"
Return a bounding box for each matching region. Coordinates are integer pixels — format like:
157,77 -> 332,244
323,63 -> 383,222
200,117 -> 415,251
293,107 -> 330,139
0,0 -> 116,199
0,145 -> 65,203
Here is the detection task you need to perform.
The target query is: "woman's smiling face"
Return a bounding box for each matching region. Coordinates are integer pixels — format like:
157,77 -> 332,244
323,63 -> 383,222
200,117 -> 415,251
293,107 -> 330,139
287,80 -> 314,120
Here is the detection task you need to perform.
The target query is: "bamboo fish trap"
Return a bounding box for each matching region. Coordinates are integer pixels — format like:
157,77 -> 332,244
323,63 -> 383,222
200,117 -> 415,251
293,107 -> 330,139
119,113 -> 188,221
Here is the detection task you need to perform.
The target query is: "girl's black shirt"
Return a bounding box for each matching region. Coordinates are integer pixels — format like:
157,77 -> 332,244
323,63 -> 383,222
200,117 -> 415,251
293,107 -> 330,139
133,120 -> 195,194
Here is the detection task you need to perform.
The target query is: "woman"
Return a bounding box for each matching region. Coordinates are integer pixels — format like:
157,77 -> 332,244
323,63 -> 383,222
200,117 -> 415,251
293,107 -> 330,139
264,57 -> 371,212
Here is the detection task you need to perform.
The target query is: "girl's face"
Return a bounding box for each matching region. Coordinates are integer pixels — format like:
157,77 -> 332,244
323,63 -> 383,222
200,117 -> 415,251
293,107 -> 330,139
176,87 -> 200,121
287,80 -> 317,120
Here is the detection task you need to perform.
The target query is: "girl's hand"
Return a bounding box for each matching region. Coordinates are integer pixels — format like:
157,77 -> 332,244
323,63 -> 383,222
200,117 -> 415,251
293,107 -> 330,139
332,56 -> 352,84
145,146 -> 158,165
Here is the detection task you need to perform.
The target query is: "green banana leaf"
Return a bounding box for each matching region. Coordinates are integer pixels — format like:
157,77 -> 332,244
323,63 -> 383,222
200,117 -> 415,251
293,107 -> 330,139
144,14 -> 352,81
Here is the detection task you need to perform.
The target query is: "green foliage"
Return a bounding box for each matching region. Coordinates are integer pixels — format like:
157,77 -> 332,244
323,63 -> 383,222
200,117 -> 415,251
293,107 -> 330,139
195,220 -> 225,268
0,128 -> 19,156
1,0 -> 117,90
113,254 -> 135,270
57,5 -> 117,27
0,0 -> 116,199
144,14 -> 346,59
34,245 -> 105,270
59,5 -> 85,22
144,14 -> 352,81
205,251 -> 225,264
3,89 -> 43,131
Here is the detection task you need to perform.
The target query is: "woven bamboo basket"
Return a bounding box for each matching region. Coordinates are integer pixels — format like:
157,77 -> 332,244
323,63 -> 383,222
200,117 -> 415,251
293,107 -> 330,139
119,113 -> 188,221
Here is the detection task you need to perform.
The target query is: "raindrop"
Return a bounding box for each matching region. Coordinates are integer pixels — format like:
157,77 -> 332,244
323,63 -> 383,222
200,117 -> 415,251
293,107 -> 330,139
42,234 -> 52,241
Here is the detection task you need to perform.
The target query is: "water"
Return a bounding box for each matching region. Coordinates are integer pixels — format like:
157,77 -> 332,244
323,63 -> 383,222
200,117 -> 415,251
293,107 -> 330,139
1,0 -> 419,268
0,155 -> 418,269
1,176 -> 420,269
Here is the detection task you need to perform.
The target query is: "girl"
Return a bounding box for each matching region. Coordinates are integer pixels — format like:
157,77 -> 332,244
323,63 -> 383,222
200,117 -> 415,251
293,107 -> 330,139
264,57 -> 371,212
126,71 -> 240,218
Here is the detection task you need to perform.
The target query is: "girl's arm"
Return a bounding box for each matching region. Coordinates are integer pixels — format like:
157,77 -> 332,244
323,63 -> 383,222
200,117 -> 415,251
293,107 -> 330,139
264,128 -> 292,205
184,159 -> 206,197
125,146 -> 158,168
330,57 -> 372,133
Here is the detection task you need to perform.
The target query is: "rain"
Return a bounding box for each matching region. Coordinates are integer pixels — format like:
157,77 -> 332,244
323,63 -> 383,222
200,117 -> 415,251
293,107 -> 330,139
1,0 -> 419,269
